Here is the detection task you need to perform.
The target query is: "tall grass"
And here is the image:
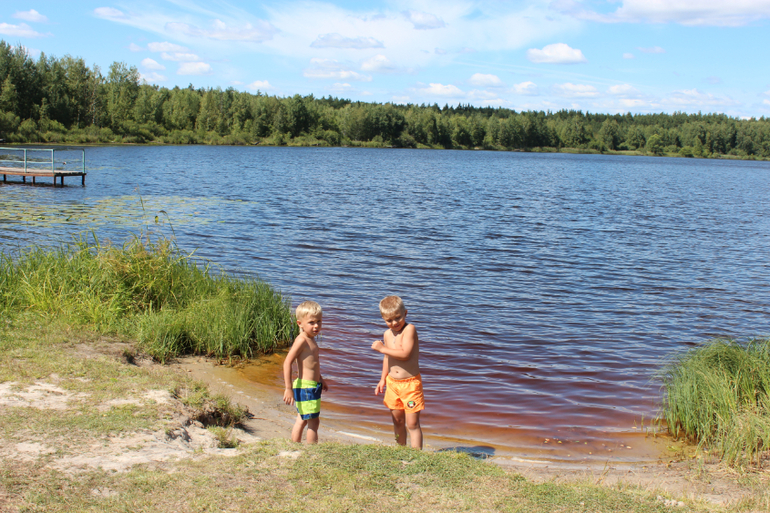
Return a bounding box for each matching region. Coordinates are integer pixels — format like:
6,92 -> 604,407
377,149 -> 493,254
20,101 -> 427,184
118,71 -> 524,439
0,235 -> 296,362
658,337 -> 770,466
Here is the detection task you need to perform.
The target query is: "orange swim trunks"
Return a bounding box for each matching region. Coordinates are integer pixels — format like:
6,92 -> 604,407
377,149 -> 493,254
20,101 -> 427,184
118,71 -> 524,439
384,374 -> 425,413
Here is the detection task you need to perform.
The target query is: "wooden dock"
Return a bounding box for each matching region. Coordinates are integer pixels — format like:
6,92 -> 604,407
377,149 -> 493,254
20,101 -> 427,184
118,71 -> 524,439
0,147 -> 87,187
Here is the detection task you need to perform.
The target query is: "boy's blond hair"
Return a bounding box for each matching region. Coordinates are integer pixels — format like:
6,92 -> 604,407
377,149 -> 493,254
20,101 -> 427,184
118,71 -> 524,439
296,301 -> 322,322
379,296 -> 405,317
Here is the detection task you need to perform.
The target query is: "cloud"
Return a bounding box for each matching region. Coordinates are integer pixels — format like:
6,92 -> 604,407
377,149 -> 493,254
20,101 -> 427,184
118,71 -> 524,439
553,83 -> 599,97
177,62 -> 213,75
303,58 -> 372,81
166,19 -> 277,42
14,10 -> 48,23
161,52 -> 200,62
764,99 -> 770,106
527,43 -> 587,64
148,42 -> 188,53
563,0 -> 770,27
391,95 -> 411,104
608,84 -> 640,96
140,72 -> 167,83
403,10 -> 445,30
469,73 -> 502,87
663,88 -> 738,107
141,58 -> 166,70
623,52 -> 635,59
94,7 -> 127,20
511,81 -> 539,95
638,46 -> 665,54
311,33 -> 384,49
360,54 -> 402,73
0,22 -> 51,38
248,80 -> 273,91
706,76 -> 722,85
421,83 -> 464,97
129,43 -> 144,52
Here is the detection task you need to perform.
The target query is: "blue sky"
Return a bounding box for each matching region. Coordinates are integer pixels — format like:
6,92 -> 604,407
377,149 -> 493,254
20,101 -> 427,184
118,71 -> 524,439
2,1 -> 770,117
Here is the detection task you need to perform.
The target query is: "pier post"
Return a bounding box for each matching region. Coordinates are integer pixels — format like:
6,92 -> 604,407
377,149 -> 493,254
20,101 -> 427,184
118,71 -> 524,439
32,176 -> 36,184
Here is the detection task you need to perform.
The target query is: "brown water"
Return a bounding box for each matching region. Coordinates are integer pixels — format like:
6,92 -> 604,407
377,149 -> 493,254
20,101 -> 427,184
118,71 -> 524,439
4,146 -> 770,462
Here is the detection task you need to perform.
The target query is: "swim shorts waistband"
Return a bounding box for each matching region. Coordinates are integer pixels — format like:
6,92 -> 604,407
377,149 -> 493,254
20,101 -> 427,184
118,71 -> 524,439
386,373 -> 421,382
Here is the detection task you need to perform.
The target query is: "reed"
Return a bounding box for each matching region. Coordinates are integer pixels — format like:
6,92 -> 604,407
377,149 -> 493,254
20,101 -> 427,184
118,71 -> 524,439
0,235 -> 296,361
658,337 -> 770,465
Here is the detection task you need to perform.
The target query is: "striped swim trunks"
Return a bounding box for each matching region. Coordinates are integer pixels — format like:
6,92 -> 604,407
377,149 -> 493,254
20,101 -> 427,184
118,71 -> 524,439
293,378 -> 323,420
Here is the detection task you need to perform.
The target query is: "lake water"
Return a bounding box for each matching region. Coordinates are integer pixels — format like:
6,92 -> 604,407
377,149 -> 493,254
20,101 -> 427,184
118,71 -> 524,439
3,146 -> 770,461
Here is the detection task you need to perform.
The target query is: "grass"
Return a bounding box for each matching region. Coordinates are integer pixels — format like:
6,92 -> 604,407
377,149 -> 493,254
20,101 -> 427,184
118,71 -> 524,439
0,234 -> 296,361
659,337 -> 770,466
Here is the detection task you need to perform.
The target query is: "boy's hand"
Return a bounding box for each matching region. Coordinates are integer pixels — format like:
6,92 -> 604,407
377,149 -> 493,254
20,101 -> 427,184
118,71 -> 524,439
371,340 -> 384,353
283,389 -> 294,406
374,380 -> 386,395
321,380 -> 329,392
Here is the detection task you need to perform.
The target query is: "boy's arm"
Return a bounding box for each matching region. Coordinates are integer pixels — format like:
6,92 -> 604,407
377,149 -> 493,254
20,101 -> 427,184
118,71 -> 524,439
371,325 -> 417,361
282,338 -> 305,405
374,355 -> 388,395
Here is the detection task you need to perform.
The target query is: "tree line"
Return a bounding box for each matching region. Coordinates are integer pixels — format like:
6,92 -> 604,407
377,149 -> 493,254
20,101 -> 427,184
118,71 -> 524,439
2,40 -> 770,159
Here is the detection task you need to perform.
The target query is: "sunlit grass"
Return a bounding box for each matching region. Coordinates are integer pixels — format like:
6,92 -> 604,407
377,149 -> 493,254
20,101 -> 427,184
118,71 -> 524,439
0,234 -> 296,361
659,337 -> 770,466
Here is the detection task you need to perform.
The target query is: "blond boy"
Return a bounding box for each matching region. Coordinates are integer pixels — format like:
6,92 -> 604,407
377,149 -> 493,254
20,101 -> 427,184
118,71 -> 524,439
283,301 -> 328,443
371,296 -> 424,449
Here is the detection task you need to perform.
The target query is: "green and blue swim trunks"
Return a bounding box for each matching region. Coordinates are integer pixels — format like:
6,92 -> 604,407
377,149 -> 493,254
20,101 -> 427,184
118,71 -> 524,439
293,378 -> 323,420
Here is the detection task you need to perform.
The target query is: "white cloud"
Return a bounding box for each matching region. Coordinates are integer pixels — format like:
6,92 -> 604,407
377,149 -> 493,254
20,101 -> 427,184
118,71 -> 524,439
248,80 -> 273,91
403,10 -> 445,30
623,52 -> 635,59
148,42 -> 188,53
553,83 -> 599,97
161,52 -> 200,62
177,62 -> 213,75
764,99 -> 770,106
608,84 -> 640,96
421,83 -> 464,97
14,10 -> 48,23
129,43 -> 144,52
0,22 -> 50,38
304,58 -> 372,81
468,89 -> 500,101
94,7 -> 127,20
311,33 -> 384,49
360,54 -> 400,73
391,95 -> 411,104
638,46 -> 665,54
140,72 -> 167,83
663,88 -> 738,107
141,58 -> 165,70
166,19 -> 277,42
527,43 -> 587,64
469,73 -> 502,87
511,81 -> 539,95
563,0 -> 770,27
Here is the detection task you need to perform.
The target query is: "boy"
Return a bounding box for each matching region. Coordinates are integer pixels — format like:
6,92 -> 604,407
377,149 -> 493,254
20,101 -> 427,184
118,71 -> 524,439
371,296 -> 424,449
283,300 -> 328,443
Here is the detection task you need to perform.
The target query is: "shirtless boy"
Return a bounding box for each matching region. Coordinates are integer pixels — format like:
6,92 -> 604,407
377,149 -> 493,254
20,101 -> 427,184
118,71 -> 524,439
371,296 -> 424,449
283,300 -> 328,443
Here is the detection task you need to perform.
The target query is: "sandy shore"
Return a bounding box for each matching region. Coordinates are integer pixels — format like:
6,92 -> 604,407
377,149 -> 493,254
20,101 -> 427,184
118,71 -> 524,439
173,356 -> 767,508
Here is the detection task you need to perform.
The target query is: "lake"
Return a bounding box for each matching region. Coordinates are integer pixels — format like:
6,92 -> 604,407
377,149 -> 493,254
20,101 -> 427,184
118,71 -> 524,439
3,146 -> 770,461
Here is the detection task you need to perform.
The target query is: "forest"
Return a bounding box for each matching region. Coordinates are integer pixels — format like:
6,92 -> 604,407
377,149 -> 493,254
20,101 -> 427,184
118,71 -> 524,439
2,40 -> 770,158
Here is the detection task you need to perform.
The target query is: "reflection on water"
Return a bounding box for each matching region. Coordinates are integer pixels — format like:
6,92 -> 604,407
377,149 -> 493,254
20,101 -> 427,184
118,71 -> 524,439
3,146 -> 770,461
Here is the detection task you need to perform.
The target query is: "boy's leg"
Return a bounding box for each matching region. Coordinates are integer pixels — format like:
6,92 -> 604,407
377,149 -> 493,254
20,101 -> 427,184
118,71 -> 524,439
405,411 -> 423,449
390,409 -> 407,446
291,415 -> 307,443
306,417 -> 320,443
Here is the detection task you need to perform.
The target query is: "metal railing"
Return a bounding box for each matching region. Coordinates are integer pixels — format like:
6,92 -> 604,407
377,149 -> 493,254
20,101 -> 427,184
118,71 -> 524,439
0,146 -> 86,173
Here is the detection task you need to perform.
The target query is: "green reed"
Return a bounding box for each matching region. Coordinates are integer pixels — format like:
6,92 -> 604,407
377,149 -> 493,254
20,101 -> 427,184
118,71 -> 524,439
0,235 -> 296,362
658,337 -> 770,466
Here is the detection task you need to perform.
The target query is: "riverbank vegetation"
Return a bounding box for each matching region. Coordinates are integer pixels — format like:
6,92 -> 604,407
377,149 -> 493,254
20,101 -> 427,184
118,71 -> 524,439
0,235 -> 295,361
660,338 -> 770,467
1,40 -> 770,159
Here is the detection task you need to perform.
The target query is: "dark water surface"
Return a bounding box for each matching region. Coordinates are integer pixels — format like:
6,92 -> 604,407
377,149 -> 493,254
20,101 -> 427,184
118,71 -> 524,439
3,146 -> 770,460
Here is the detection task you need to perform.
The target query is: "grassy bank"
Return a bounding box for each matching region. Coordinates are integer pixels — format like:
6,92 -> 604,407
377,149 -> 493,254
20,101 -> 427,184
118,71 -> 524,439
5,317 -> 760,512
659,337 -> 770,466
0,235 -> 296,361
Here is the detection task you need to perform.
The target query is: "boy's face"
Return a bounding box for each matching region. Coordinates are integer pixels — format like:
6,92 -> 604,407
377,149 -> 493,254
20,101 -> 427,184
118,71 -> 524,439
298,315 -> 322,338
382,309 -> 407,332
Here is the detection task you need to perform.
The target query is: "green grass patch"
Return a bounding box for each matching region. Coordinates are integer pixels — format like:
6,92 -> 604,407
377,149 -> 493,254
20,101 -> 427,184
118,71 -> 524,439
659,337 -> 770,466
0,235 -> 296,361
